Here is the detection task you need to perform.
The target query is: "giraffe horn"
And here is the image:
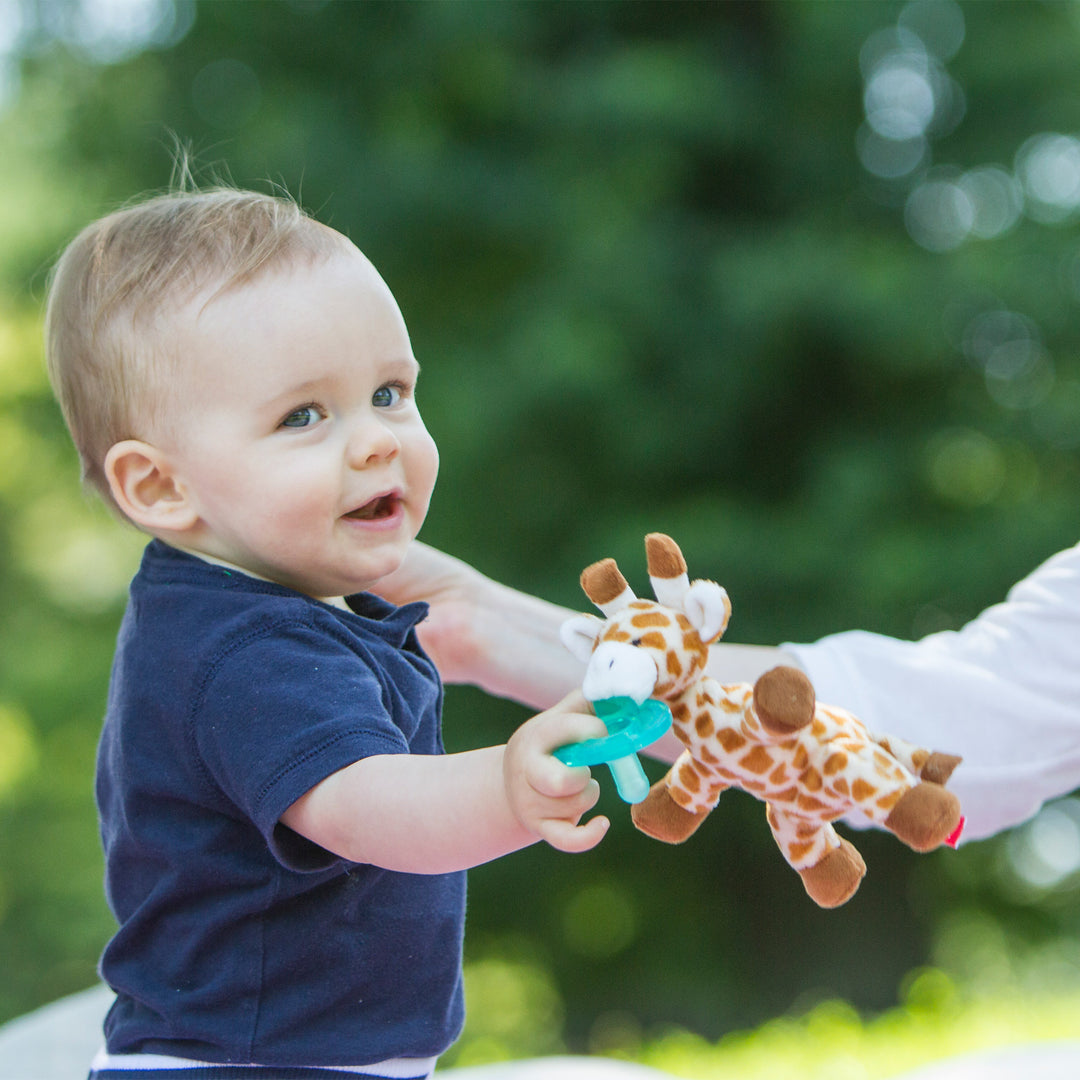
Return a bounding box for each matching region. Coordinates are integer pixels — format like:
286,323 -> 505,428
581,558 -> 636,616
645,533 -> 690,609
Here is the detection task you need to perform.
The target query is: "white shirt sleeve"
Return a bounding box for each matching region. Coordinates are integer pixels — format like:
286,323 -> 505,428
785,541 -> 1080,841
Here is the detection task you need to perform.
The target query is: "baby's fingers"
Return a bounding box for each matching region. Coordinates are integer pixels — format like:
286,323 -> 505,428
535,708 -> 608,755
526,713 -> 608,798
529,753 -> 593,799
538,813 -> 610,853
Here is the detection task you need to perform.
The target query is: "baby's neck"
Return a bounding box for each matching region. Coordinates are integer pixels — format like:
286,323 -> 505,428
171,543 -> 351,610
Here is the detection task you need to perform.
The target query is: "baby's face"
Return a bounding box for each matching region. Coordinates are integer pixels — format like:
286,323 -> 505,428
159,245 -> 439,598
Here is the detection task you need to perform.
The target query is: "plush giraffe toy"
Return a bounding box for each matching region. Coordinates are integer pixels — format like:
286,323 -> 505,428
560,533 -> 964,908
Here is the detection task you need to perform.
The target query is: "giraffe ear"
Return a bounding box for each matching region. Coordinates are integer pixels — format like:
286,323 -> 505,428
684,580 -> 732,644
560,614 -> 604,664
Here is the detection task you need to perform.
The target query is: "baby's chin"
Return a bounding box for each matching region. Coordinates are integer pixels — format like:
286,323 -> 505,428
309,555 -> 414,601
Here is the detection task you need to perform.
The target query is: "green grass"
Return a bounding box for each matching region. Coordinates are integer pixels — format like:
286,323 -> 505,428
634,971 -> 1080,1078
448,963 -> 1080,1077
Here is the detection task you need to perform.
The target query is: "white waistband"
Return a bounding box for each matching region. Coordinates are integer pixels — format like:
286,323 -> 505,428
90,1047 -> 437,1077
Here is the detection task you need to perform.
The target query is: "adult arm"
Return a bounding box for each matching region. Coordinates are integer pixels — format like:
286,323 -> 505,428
374,542 -> 801,762
788,541 -> 1080,840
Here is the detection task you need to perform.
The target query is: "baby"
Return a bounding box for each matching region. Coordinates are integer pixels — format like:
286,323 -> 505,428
45,187 -> 609,1079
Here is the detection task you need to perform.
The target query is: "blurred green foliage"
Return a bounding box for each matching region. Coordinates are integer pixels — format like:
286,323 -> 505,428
2,0 -> 1080,1058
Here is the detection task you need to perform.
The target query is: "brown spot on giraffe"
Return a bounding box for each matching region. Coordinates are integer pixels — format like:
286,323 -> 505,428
667,652 -> 684,678
823,752 -> 849,775
716,728 -> 746,753
695,712 -> 714,738
769,763 -> 789,785
789,840 -> 815,863
632,612 -> 671,629
876,789 -> 904,812
678,761 -> 702,793
851,778 -> 878,803
740,746 -> 774,774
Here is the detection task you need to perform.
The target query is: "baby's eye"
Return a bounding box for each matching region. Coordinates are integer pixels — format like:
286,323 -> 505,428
280,404 -> 324,429
372,383 -> 404,408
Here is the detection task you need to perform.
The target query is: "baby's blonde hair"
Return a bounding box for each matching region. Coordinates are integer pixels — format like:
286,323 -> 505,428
44,186 -> 350,510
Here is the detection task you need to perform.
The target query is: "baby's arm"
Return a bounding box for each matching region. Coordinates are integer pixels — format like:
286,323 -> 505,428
280,692 -> 609,874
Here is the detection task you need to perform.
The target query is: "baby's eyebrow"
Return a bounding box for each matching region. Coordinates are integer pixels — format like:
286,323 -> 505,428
264,378 -> 321,403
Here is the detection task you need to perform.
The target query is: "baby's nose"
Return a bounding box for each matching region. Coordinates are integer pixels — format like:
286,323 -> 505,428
346,417 -> 400,467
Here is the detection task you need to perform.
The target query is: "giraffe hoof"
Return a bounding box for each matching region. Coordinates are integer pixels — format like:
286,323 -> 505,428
885,782 -> 962,852
753,666 -> 816,737
631,779 -> 709,844
920,752 -> 962,785
798,838 -> 866,908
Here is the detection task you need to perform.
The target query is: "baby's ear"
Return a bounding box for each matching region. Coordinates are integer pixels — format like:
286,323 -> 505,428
104,440 -> 199,534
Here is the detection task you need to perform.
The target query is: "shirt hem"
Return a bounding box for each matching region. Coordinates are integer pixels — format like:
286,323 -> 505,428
88,1047 -> 437,1079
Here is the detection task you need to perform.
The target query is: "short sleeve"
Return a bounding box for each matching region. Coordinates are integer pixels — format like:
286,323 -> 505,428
191,617 -> 411,866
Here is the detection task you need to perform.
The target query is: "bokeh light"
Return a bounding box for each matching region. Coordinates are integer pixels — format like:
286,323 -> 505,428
960,307 -> 1055,411
1015,133 -> 1080,224
903,173 -> 973,251
924,428 -> 1006,508
857,3 -> 965,186
958,166 -> 1023,239
859,2 -> 1080,257
0,702 -> 38,798
1007,798 -> 1080,891
862,35 -> 938,142
897,0 -> 966,60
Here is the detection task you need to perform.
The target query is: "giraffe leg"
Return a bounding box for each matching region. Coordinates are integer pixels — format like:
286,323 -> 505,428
631,751 -> 721,844
767,805 -> 866,908
885,781 -> 962,852
920,752 -> 962,786
631,778 -> 710,844
799,838 -> 867,909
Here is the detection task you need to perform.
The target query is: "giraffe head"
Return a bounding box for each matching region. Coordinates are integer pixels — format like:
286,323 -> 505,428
560,534 -> 731,705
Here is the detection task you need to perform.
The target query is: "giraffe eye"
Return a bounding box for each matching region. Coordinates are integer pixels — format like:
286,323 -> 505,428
631,637 -> 643,647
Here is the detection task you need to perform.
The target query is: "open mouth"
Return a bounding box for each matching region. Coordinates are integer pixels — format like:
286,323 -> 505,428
344,494 -> 400,521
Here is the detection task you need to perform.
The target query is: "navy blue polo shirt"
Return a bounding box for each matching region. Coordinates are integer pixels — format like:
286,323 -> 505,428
95,541 -> 466,1067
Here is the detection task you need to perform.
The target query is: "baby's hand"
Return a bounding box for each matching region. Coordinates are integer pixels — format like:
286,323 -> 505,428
504,691 -> 611,853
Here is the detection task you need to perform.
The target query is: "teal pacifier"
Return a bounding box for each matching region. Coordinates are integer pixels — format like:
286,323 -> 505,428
554,697 -> 673,804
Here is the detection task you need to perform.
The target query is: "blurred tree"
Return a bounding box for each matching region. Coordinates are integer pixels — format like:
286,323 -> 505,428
1,0 -> 1079,1054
